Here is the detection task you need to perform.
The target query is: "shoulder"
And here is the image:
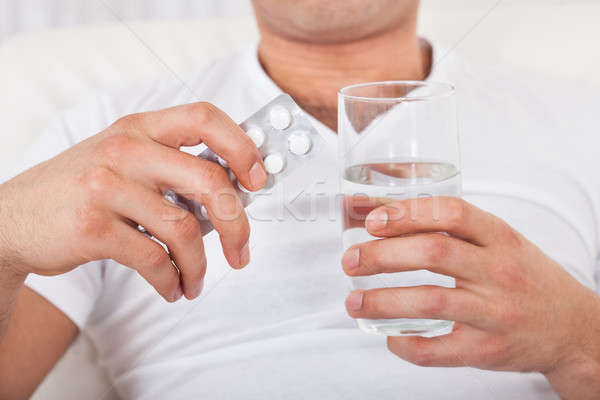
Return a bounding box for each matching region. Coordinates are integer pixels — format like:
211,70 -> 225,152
451,57 -> 598,134
449,56 -> 600,254
445,55 -> 599,166
60,49 -> 249,145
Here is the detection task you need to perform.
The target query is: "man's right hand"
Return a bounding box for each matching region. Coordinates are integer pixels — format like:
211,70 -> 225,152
0,102 -> 268,302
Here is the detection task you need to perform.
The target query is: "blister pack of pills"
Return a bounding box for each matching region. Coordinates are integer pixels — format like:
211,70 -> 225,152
163,94 -> 324,235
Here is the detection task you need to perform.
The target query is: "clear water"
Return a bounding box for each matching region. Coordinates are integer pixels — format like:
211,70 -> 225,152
342,161 -> 461,337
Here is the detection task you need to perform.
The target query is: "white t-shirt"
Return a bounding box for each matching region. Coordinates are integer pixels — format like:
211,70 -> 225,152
4,42 -> 599,399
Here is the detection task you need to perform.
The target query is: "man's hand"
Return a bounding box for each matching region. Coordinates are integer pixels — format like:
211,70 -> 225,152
341,197 -> 600,399
0,102 -> 268,303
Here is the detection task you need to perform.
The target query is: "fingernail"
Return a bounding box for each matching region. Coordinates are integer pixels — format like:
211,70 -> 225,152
346,291 -> 364,311
249,162 -> 267,189
366,208 -> 389,231
239,242 -> 250,267
170,286 -> 183,303
342,248 -> 360,271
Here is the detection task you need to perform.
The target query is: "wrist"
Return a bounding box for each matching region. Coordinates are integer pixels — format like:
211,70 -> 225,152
543,293 -> 600,399
0,184 -> 28,282
0,244 -> 28,289
0,247 -> 27,342
544,353 -> 600,400
0,257 -> 27,293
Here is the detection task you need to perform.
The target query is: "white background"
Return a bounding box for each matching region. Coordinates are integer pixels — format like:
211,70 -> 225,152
0,0 -> 253,41
1,0 -> 598,42
2,0 -> 598,85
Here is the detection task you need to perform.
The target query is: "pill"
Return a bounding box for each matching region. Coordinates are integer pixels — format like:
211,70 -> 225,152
217,156 -> 228,168
176,94 -> 322,237
264,153 -> 285,174
245,127 -> 266,148
288,131 -> 312,155
269,106 -> 292,130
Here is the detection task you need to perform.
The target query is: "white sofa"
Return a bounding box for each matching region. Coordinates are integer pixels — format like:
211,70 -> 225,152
0,2 -> 598,399
0,0 -> 253,41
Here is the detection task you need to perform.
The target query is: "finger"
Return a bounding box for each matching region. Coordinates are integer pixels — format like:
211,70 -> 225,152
103,221 -> 182,303
342,233 -> 485,281
342,195 -> 391,230
102,180 -> 208,300
97,143 -> 251,269
201,183 -> 251,270
155,157 -> 250,270
386,324 -> 495,367
345,287 -> 488,326
110,102 -> 268,191
364,197 -> 500,246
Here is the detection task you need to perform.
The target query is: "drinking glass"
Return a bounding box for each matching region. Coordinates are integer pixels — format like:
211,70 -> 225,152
338,81 -> 460,337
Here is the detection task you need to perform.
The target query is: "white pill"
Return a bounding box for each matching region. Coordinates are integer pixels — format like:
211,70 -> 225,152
217,156 -> 228,168
245,127 -> 266,148
269,105 -> 292,130
288,131 -> 312,155
200,205 -> 209,220
264,153 -> 285,174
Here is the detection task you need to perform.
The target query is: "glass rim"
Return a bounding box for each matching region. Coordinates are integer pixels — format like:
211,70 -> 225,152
338,80 -> 455,102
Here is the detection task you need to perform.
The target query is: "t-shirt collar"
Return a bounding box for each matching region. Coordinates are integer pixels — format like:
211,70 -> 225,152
240,40 -> 448,146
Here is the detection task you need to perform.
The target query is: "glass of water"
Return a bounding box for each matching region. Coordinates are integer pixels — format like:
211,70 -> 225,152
338,81 -> 461,337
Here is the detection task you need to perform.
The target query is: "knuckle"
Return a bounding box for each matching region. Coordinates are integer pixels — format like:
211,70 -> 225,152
233,135 -> 257,160
492,302 -> 522,327
212,188 -> 244,222
422,235 -> 451,265
160,199 -> 190,223
408,343 -> 436,367
83,166 -> 118,194
497,220 -> 523,249
145,247 -> 171,276
113,113 -> 143,131
173,213 -> 201,242
200,161 -> 228,191
191,102 -> 218,125
94,133 -> 137,163
492,259 -> 524,290
419,289 -> 448,317
444,198 -> 468,229
480,338 -> 507,363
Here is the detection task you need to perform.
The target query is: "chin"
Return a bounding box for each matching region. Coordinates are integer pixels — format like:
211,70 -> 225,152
252,0 -> 419,44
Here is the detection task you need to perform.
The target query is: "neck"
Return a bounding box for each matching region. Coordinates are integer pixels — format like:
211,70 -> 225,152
257,24 -> 431,131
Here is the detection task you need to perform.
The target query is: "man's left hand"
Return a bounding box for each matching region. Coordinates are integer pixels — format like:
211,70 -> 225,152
341,197 -> 600,398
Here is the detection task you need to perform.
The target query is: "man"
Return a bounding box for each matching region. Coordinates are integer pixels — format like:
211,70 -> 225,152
1,0 -> 599,398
